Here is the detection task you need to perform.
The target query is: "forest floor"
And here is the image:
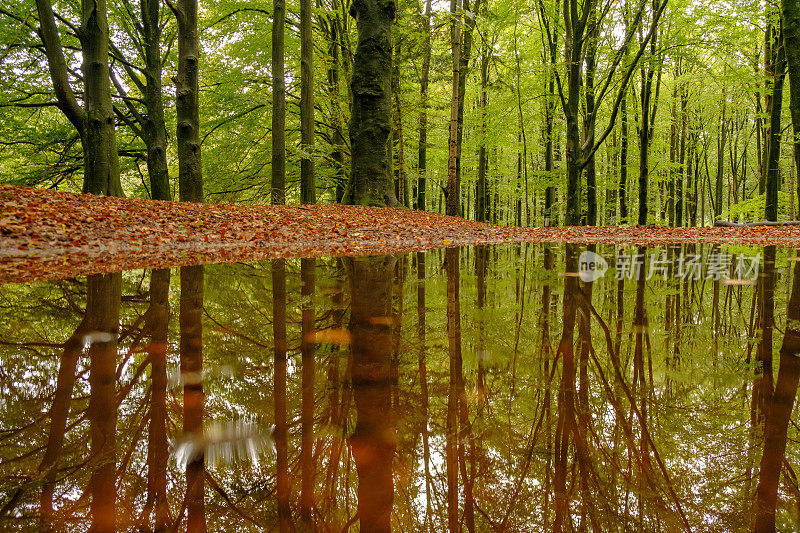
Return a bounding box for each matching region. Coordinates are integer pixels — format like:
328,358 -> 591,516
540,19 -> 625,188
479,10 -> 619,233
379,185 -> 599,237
3,183 -> 800,284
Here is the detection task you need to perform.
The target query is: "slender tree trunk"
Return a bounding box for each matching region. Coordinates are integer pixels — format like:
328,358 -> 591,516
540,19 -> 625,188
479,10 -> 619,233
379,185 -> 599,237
417,0 -> 432,210
141,0 -> 170,200
272,0 -> 286,205
677,84 -> 687,226
477,46 -> 490,222
174,0 -> 203,202
300,0 -> 315,203
766,37 -> 787,222
715,85 -> 727,219
446,0 -> 462,217
584,3 -> 598,225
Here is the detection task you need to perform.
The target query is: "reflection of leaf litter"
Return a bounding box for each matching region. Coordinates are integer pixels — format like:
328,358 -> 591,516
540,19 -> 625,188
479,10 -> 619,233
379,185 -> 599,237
308,328 -> 352,345
81,331 -> 117,348
172,420 -> 275,468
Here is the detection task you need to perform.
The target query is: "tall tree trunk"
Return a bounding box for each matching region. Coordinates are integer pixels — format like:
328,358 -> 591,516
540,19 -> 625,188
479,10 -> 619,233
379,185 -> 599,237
715,85 -> 727,219
141,0 -> 170,200
477,45 -> 490,222
584,3 -> 598,226
766,35 -> 787,222
174,0 -> 203,202
417,0 -> 432,210
80,0 -> 122,196
272,0 -> 286,205
300,0 -> 316,203
446,0 -> 463,217
638,10 -> 658,225
180,265 -> 206,533
347,0 -> 397,206
347,256 -> 397,533
87,273 -> 121,533
677,84 -> 687,226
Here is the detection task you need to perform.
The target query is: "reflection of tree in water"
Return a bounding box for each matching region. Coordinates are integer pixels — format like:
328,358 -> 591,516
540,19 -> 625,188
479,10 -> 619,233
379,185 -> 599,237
4,245 -> 800,530
346,256 -> 396,532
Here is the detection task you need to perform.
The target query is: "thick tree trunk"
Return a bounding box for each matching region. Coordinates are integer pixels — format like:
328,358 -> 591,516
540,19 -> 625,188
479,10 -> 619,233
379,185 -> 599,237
347,0 -> 397,206
300,0 -> 316,203
141,0 -> 170,200
174,0 -> 203,202
272,0 -> 286,205
766,27 -> 787,221
81,0 -> 122,196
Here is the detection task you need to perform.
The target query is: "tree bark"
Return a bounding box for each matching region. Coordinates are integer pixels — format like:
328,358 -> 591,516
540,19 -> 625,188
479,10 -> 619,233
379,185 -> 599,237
174,0 -> 203,202
417,0 -> 432,210
300,0 -> 316,203
347,0 -> 397,206
766,30 -> 787,221
785,0 -> 800,213
272,0 -> 286,205
141,0 -> 170,200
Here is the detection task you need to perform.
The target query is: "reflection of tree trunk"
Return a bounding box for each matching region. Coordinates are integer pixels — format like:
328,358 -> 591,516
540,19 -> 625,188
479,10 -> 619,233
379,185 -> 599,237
272,260 -> 290,532
752,246 -> 777,427
346,256 -> 397,533
300,258 -> 316,525
541,246 -> 554,528
445,247 -> 462,532
633,249 -> 651,520
476,246 -> 488,399
576,246 -> 598,530
553,245 -> 579,532
87,273 -> 121,533
180,265 -> 206,533
416,252 -> 432,528
146,269 -> 171,532
38,313 -> 89,530
753,255 -> 800,532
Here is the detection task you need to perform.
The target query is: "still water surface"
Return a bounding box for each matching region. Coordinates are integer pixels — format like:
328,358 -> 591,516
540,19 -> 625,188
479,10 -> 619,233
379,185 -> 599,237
0,243 -> 797,532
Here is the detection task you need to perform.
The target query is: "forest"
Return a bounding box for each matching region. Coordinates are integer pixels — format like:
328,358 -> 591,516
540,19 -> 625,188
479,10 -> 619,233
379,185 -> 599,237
2,0 -> 800,227
6,0 -> 800,532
